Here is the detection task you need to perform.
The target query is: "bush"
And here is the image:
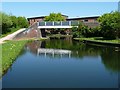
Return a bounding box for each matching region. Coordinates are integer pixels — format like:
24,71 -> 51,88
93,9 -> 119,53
0,12 -> 13,34
98,11 -> 120,39
0,12 -> 29,34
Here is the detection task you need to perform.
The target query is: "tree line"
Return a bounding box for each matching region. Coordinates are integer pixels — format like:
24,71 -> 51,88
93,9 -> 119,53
0,12 -> 29,34
72,11 -> 120,39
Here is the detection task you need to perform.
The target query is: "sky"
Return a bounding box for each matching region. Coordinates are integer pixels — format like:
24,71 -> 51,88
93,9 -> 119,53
2,2 -> 119,18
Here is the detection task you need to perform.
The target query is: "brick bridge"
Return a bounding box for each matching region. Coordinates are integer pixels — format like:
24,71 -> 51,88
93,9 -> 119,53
13,21 -> 99,40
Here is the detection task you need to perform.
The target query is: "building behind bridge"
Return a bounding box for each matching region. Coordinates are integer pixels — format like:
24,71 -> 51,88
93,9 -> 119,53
27,15 -> 68,26
27,14 -> 100,28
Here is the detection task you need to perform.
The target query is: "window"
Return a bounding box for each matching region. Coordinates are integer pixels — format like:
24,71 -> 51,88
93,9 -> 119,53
84,19 -> 88,22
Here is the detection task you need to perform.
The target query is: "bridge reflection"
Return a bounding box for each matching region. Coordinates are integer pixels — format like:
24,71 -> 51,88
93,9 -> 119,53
37,48 -> 71,58
25,39 -> 120,72
25,40 -> 73,58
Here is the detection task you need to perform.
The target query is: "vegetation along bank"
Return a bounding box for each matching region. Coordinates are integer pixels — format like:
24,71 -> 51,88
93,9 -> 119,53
2,40 -> 28,75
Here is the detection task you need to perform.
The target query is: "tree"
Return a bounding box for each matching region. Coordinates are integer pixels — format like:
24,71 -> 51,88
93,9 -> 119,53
98,11 -> 120,39
44,13 -> 65,21
71,26 -> 79,38
10,15 -> 18,28
71,23 -> 90,38
17,16 -> 29,28
0,12 -> 13,34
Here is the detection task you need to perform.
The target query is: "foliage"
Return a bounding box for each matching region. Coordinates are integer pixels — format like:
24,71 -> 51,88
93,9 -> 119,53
0,27 -> 21,38
72,23 -> 90,38
98,11 -> 120,39
72,11 -> 120,39
10,15 -> 18,28
0,12 -> 13,34
17,16 -> 29,28
0,12 -> 29,35
71,26 -> 79,38
44,13 -> 65,21
2,40 -> 27,75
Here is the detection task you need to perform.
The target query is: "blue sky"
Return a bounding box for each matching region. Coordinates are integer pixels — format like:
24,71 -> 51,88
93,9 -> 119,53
2,2 -> 118,18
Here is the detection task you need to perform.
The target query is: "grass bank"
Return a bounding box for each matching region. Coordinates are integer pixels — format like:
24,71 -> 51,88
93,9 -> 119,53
2,40 -> 28,75
74,37 -> 120,47
74,37 -> 120,44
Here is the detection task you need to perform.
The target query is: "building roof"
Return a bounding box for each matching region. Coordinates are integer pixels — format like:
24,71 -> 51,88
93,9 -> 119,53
61,14 -> 68,17
67,16 -> 100,20
27,16 -> 45,20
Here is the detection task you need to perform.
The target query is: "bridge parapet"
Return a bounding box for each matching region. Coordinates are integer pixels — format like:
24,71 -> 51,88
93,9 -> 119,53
38,21 -> 79,26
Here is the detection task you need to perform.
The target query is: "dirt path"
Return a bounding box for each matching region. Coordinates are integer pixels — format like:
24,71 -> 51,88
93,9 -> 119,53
0,28 -> 26,44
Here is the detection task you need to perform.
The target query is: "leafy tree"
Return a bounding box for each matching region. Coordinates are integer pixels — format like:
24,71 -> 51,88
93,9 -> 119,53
0,12 -> 29,35
72,23 -> 90,38
17,16 -> 29,28
98,11 -> 120,39
0,12 -> 13,34
44,13 -> 65,21
71,26 -> 79,38
10,15 -> 18,28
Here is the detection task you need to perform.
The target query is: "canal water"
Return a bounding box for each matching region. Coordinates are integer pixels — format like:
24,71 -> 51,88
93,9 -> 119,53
2,39 -> 120,88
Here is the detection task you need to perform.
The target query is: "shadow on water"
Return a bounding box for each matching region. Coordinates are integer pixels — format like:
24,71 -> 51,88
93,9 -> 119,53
25,39 -> 120,73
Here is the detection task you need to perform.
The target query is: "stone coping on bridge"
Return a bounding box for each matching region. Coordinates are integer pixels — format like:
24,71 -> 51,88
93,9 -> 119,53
38,26 -> 77,29
38,21 -> 79,26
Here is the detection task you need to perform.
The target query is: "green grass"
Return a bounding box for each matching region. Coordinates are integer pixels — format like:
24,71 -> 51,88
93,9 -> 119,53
2,40 -> 28,75
74,37 -> 120,44
0,27 -> 21,38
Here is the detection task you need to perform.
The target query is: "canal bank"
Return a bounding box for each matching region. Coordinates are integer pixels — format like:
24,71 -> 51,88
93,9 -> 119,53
74,38 -> 120,48
2,40 -> 28,76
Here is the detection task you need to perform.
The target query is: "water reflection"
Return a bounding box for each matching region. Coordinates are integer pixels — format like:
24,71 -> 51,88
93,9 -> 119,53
25,39 -> 120,72
2,39 -> 120,88
38,48 -> 71,58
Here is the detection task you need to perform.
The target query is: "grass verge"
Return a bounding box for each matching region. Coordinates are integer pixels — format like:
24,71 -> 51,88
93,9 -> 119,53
74,37 -> 120,44
2,40 -> 28,75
